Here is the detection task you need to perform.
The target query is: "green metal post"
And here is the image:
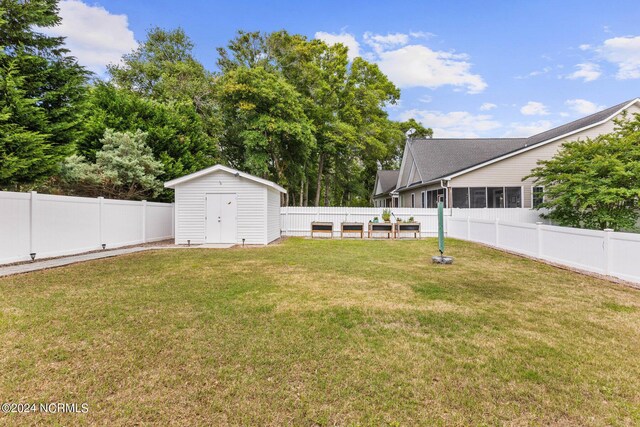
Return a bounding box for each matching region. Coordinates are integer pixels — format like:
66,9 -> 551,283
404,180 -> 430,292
437,201 -> 445,255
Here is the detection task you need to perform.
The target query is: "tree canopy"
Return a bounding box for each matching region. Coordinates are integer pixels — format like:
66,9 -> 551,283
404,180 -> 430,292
0,0 -> 88,189
526,113 -> 640,230
60,129 -> 164,200
0,8 -> 432,204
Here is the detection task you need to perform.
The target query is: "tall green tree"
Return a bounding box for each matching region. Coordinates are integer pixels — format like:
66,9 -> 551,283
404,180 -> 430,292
526,113 -> 640,230
217,66 -> 315,202
78,83 -> 217,200
217,30 -> 419,206
108,27 -> 221,147
0,0 -> 88,189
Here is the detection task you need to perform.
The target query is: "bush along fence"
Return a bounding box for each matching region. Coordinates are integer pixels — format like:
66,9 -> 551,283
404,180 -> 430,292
0,191 -> 174,264
448,217 -> 640,284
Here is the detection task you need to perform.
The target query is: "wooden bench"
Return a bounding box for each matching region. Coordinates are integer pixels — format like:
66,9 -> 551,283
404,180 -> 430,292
341,222 -> 364,238
368,222 -> 394,239
311,221 -> 333,238
395,222 -> 421,239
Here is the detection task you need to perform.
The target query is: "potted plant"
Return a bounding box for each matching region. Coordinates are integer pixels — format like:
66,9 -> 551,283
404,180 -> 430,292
396,217 -> 403,223
382,209 -> 391,223
372,217 -> 379,223
408,216 -> 414,222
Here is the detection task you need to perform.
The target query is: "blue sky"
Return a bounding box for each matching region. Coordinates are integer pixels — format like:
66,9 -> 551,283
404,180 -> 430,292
45,0 -> 640,138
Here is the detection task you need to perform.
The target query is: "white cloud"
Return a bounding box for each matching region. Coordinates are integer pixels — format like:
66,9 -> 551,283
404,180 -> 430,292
515,66 -> 551,79
401,109 -> 501,138
315,31 -> 486,94
565,99 -> 605,115
520,101 -> 549,116
409,31 -> 435,39
314,31 -> 360,60
503,120 -> 553,137
565,63 -> 601,82
579,44 -> 591,51
40,0 -> 137,74
418,95 -> 432,103
363,32 -> 409,52
599,36 -> 640,79
479,102 -> 497,111
375,44 -> 487,94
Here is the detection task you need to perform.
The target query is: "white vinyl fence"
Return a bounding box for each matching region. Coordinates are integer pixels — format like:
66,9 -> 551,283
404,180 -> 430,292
450,207 -> 548,223
281,207 -> 447,237
280,207 -> 546,238
0,191 -> 174,264
449,217 -> 640,284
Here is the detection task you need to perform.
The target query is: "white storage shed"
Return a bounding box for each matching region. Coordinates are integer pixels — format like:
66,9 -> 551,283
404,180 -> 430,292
164,165 -> 286,245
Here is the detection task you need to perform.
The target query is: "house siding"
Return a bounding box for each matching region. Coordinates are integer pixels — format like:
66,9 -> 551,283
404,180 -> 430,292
400,183 -> 442,207
266,187 -> 281,244
174,170 -> 267,245
450,105 -> 639,208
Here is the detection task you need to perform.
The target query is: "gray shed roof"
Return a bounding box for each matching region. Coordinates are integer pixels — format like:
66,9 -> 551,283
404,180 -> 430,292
374,170 -> 400,196
402,98 -> 638,190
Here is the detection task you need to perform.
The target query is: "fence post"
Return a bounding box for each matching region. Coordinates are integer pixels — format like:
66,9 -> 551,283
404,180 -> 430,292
603,228 -> 613,275
495,218 -> 500,246
142,200 -> 147,243
29,191 -> 37,258
98,196 -> 104,247
536,222 -> 543,257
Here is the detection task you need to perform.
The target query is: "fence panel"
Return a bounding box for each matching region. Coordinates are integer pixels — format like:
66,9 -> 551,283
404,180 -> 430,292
34,194 -> 101,259
103,199 -> 144,247
447,217 -> 468,239
146,202 -> 174,242
281,207 -> 446,237
468,218 -> 496,246
609,232 -> 640,282
539,226 -> 605,274
0,192 -> 32,264
497,221 -> 538,257
451,208 -> 547,223
0,191 -> 174,264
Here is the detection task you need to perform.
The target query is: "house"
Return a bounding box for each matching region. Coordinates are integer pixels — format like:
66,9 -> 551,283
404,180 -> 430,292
164,164 -> 286,245
372,170 -> 400,207
374,98 -> 640,209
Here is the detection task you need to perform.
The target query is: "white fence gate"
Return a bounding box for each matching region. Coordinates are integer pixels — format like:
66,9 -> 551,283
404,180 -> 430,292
449,217 -> 640,284
0,191 -> 174,264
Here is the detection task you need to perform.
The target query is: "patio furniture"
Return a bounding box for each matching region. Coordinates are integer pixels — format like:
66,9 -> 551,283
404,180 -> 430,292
368,222 -> 394,239
395,222 -> 421,239
341,222 -> 364,238
311,221 -> 334,238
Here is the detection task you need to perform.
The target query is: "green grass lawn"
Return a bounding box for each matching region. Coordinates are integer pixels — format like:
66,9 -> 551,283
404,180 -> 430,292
1,238 -> 640,425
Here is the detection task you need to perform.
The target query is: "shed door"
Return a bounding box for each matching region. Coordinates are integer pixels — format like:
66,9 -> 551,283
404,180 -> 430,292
206,193 -> 237,243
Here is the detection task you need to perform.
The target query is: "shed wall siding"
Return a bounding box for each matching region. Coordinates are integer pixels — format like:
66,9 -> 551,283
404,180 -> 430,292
451,106 -> 639,208
174,170 -> 267,245
266,188 -> 281,243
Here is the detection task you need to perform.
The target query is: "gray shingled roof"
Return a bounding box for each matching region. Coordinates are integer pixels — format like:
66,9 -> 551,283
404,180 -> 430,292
374,170 -> 400,196
403,98 -> 638,189
409,138 -> 528,184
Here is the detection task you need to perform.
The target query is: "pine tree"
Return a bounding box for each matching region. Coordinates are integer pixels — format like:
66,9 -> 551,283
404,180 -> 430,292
0,0 -> 88,189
